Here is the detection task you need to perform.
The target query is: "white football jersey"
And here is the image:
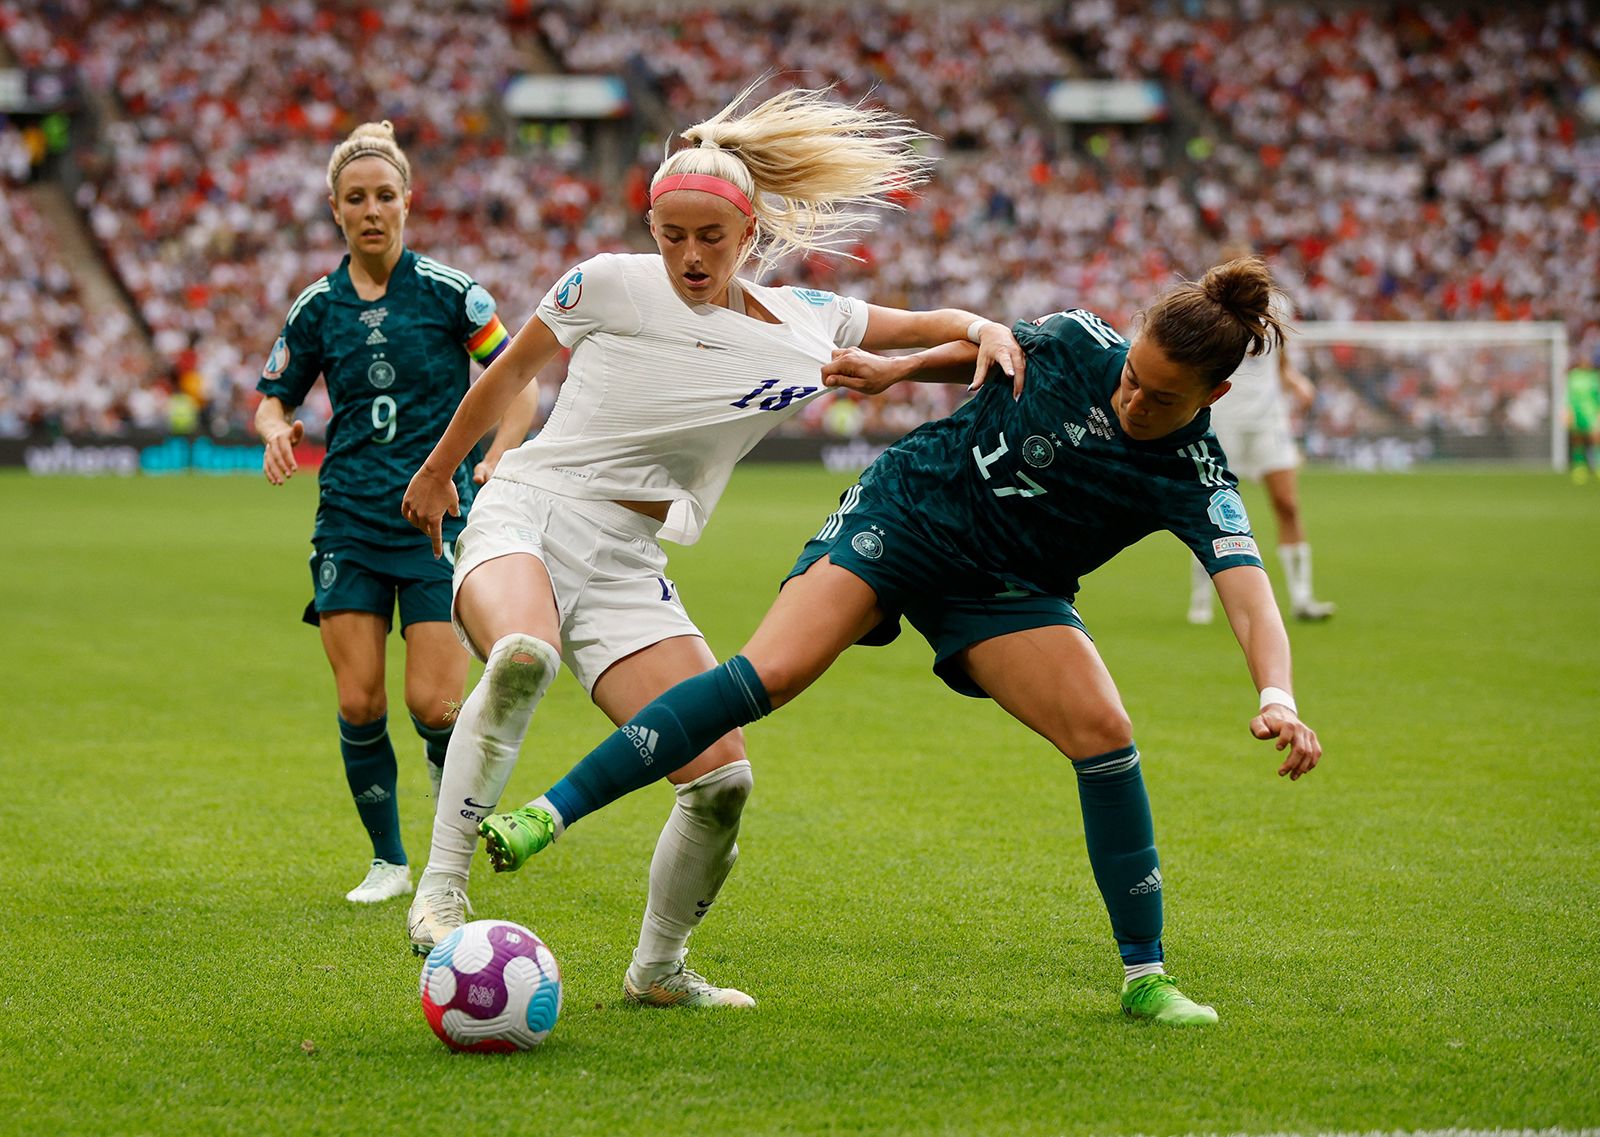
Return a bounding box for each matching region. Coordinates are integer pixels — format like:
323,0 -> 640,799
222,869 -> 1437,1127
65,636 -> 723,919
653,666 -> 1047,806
1211,295 -> 1295,427
493,253 -> 867,544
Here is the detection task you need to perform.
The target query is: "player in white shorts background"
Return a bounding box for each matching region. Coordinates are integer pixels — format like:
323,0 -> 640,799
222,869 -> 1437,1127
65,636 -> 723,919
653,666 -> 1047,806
1187,249 -> 1335,625
399,83 -> 1026,1008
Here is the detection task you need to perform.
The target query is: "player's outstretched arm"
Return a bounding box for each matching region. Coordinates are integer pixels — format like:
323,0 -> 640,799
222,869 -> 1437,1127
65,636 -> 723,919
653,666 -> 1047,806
255,396 -> 304,486
857,306 -> 1024,396
404,314 -> 561,555
822,342 -> 979,394
1214,565 -> 1322,780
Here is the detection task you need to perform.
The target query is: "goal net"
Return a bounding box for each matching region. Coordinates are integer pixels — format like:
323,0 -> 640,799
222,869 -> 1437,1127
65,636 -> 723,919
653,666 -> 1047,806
1294,321 -> 1568,470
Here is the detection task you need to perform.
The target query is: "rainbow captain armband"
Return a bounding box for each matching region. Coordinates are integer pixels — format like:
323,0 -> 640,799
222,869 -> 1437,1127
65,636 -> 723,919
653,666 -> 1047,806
466,314 -> 509,365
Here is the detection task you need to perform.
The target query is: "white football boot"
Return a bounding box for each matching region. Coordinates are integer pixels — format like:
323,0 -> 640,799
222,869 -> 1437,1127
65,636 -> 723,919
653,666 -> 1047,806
624,960 -> 756,1008
408,882 -> 473,955
346,859 -> 413,904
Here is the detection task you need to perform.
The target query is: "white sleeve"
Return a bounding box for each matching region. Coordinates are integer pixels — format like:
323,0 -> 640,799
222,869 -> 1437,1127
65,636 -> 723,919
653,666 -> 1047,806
534,254 -> 642,348
787,287 -> 869,349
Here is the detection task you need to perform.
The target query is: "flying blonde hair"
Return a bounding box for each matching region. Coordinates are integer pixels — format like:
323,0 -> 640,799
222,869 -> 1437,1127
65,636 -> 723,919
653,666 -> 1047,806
654,82 -> 936,271
326,120 -> 411,193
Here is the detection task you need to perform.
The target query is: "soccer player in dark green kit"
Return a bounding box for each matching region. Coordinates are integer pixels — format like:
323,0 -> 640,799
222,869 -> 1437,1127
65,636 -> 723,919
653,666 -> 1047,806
255,121 -> 535,904
479,256 -> 1323,1025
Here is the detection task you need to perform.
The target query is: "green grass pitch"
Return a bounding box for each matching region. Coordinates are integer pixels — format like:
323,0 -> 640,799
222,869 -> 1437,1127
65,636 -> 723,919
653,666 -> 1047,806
2,465 -> 1596,1136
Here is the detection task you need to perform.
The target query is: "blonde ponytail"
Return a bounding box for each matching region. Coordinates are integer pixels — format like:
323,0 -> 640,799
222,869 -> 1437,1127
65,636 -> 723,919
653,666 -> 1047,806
654,83 -> 935,270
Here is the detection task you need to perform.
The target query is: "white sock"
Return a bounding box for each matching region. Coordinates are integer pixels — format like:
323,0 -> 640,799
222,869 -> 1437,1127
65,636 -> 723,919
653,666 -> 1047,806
417,634 -> 560,893
1124,961 -> 1166,984
628,760 -> 753,986
1278,542 -> 1312,608
530,794 -> 565,840
1188,558 -> 1212,615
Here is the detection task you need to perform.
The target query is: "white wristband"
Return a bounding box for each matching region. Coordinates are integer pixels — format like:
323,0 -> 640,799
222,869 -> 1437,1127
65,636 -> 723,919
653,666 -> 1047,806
1258,686 -> 1297,714
966,318 -> 988,344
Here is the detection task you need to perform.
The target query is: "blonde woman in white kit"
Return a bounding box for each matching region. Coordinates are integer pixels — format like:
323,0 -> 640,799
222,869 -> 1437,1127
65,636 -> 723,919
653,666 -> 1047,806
400,84 -> 1025,1007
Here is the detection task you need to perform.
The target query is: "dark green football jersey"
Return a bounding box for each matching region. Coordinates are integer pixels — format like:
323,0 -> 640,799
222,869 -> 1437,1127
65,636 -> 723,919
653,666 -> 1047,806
861,308 -> 1264,600
258,248 -> 508,545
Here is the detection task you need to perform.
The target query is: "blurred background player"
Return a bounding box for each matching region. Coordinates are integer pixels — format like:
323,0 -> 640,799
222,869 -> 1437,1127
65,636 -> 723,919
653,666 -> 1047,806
478,256 -> 1321,1027
1187,245 -> 1335,625
1566,345 -> 1600,485
256,121 -> 537,904
401,84 -> 1024,1007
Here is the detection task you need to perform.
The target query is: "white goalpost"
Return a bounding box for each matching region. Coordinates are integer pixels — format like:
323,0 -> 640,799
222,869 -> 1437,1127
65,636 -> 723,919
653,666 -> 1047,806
1294,321 -> 1569,470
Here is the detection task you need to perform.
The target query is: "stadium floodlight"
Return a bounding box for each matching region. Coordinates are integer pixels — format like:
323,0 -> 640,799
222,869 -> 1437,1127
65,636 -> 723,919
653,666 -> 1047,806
1294,321 -> 1569,470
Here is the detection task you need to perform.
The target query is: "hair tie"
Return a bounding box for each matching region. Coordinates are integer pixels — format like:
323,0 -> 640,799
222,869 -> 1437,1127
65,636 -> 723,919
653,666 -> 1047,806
698,139 -> 721,149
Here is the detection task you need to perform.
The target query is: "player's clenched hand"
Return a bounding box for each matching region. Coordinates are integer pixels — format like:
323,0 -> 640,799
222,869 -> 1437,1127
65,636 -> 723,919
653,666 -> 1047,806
1251,706 -> 1321,780
262,420 -> 304,485
972,322 -> 1026,399
821,347 -> 909,395
402,467 -> 460,558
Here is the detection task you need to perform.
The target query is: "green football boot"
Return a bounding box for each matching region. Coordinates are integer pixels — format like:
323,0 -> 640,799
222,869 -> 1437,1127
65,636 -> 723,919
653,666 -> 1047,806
1120,974 -> 1219,1026
478,806 -> 555,873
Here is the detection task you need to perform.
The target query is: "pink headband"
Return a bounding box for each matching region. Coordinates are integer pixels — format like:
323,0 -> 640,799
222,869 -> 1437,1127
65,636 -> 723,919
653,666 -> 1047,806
649,173 -> 753,217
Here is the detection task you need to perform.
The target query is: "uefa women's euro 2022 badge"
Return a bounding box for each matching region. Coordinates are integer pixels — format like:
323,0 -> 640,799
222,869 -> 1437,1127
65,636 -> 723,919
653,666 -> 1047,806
555,268 -> 583,311
1207,488 -> 1251,535
465,283 -> 496,327
263,336 -> 290,381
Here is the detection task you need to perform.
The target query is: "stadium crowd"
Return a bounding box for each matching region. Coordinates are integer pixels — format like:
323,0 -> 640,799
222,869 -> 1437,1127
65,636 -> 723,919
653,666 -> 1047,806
0,121 -> 157,438
1,0 -> 1595,450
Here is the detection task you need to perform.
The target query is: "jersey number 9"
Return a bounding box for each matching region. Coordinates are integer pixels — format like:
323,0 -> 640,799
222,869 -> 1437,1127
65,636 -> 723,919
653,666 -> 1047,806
371,395 -> 398,445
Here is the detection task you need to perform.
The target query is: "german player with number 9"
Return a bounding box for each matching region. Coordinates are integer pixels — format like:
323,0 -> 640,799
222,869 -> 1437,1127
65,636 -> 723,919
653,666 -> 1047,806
482,256 -> 1322,1026
400,84 -> 1024,1009
255,121 -> 536,906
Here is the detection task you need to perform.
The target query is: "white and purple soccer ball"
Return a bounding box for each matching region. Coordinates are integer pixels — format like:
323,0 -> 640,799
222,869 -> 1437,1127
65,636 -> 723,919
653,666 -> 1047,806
420,919 -> 562,1052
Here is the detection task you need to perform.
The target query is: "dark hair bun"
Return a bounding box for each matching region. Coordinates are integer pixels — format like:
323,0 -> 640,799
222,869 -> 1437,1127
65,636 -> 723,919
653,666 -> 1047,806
1201,256 -> 1279,356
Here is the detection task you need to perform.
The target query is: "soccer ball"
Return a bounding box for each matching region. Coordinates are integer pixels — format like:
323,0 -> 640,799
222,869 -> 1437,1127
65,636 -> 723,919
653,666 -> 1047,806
419,919 -> 562,1052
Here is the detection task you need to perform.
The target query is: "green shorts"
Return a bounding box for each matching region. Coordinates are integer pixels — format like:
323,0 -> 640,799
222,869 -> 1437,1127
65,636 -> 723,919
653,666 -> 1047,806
785,486 -> 1086,699
303,535 -> 456,631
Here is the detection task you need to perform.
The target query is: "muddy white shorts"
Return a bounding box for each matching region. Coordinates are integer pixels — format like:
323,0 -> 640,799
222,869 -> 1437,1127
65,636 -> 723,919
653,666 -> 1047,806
1211,410 -> 1300,481
451,478 -> 703,692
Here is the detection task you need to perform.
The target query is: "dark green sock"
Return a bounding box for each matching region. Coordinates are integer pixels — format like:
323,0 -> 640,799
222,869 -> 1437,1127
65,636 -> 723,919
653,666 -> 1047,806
1074,744 -> 1162,965
410,713 -> 452,776
544,655 -> 771,827
338,714 -> 405,864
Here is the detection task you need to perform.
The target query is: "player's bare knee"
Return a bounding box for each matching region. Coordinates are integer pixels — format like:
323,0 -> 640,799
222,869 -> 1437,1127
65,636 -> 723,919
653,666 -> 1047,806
749,656 -> 807,708
338,694 -> 387,725
1063,709 -> 1133,761
679,759 -> 753,830
406,696 -> 453,732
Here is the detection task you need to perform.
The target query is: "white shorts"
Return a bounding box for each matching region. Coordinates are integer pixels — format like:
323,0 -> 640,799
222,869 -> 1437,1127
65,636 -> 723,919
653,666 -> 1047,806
1212,412 -> 1300,481
451,478 -> 702,692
